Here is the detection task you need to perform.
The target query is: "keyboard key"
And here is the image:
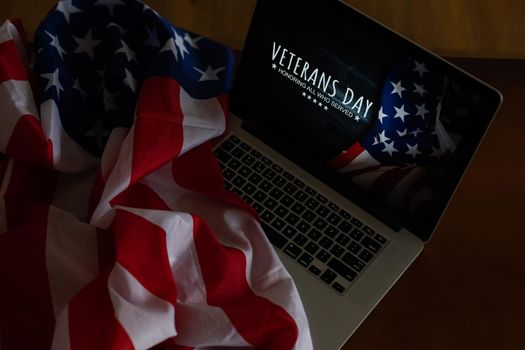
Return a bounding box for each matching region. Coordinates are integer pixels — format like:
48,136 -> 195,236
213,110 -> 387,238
319,237 -> 333,249
270,188 -> 284,200
338,221 -> 353,233
271,218 -> 286,231
325,226 -> 339,238
320,269 -> 337,284
291,203 -> 306,214
252,202 -> 263,213
313,218 -> 328,230
284,243 -> 302,259
327,213 -> 341,225
328,202 -> 339,212
252,161 -> 265,173
215,149 -> 232,163
232,176 -> 246,187
248,173 -> 263,185
293,179 -> 305,188
283,226 -> 297,238
280,195 -> 294,206
305,198 -> 319,210
316,249 -> 330,262
272,164 -> 283,173
260,223 -> 287,249
351,217 -> 363,228
283,183 -> 298,195
241,155 -> 255,166
231,147 -> 246,159
250,149 -> 262,158
375,234 -> 387,244
272,175 -> 286,187
228,159 -> 242,170
316,194 -> 328,203
339,209 -> 351,220
298,253 -> 313,267
350,228 -> 364,241
359,249 -> 374,262
263,198 -> 277,210
253,191 -> 267,202
239,142 -> 251,151
293,234 -> 308,247
330,244 -> 345,257
361,237 -> 381,253
261,211 -> 275,223
307,229 -> 322,241
242,195 -> 253,204
232,188 -> 243,196
223,168 -> 236,180
363,226 -> 375,236
327,259 -> 357,281
297,221 -> 311,233
238,166 -> 252,177
260,180 -> 273,191
305,186 -> 317,196
336,233 -> 350,247
283,171 -> 294,181
229,135 -> 240,144
305,241 -> 320,254
332,282 -> 346,294
275,205 -> 289,218
293,190 -> 307,202
242,183 -> 257,195
301,210 -> 316,223
342,253 -> 365,271
315,205 -> 330,217
308,265 -> 322,276
262,169 -> 276,180
285,213 -> 300,226
221,140 -> 235,151
348,241 -> 362,254
261,156 -> 272,166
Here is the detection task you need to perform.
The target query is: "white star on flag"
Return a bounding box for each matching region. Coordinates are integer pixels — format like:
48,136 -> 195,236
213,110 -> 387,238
145,27 -> 160,47
390,80 -> 406,98
107,22 -> 126,34
41,67 -> 64,98
103,87 -> 119,112
378,107 -> 388,124
406,143 -> 422,158
45,31 -> 67,59
160,37 -> 179,61
56,0 -> 82,23
72,78 -> 87,100
378,130 -> 390,143
84,119 -> 110,148
413,61 -> 429,77
123,68 -> 137,92
94,0 -> 125,16
393,104 -> 409,122
415,103 -> 429,119
410,128 -> 423,137
413,82 -> 427,97
397,128 -> 407,137
73,29 -> 102,59
173,29 -> 189,59
382,141 -> 398,156
115,39 -> 137,62
194,65 -> 225,82
184,33 -> 202,49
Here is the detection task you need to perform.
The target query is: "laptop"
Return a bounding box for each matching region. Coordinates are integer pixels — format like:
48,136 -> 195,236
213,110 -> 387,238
213,0 -> 502,348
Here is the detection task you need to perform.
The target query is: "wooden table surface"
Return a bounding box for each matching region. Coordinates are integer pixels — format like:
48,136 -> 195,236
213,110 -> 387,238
1,1 -> 524,349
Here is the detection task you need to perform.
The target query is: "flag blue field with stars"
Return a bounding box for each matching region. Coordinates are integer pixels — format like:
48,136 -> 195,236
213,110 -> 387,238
33,0 -> 234,157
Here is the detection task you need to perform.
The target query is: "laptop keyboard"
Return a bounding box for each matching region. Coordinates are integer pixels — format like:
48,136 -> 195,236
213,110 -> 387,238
214,134 -> 389,295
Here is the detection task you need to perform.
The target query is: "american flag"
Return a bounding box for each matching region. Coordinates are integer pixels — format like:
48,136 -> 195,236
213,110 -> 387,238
328,57 -> 464,214
0,1 -> 312,349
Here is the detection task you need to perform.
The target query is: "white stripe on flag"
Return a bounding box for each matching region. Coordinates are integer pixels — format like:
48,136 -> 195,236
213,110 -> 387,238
101,127 -> 129,180
46,206 -> 99,317
40,99 -> 98,172
108,262 -> 177,350
52,170 -> 97,222
0,80 -> 38,152
50,307 -> 71,350
338,149 -> 381,174
179,87 -> 225,156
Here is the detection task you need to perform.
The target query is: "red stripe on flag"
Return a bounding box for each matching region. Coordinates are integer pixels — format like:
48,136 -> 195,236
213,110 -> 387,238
110,182 -> 171,211
68,269 -> 134,350
132,77 -> 184,184
88,170 -> 105,218
0,40 -> 26,83
6,115 -> 54,168
110,209 -> 178,307
216,94 -> 229,121
171,143 -> 257,218
0,202 -> 55,350
192,215 -> 299,349
97,228 -> 116,272
327,142 -> 365,170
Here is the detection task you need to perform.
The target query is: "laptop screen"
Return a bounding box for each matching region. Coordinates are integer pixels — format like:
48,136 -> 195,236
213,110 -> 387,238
231,0 -> 501,241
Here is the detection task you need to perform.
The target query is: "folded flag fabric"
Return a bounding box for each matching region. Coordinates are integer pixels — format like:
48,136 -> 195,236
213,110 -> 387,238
0,1 -> 312,349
